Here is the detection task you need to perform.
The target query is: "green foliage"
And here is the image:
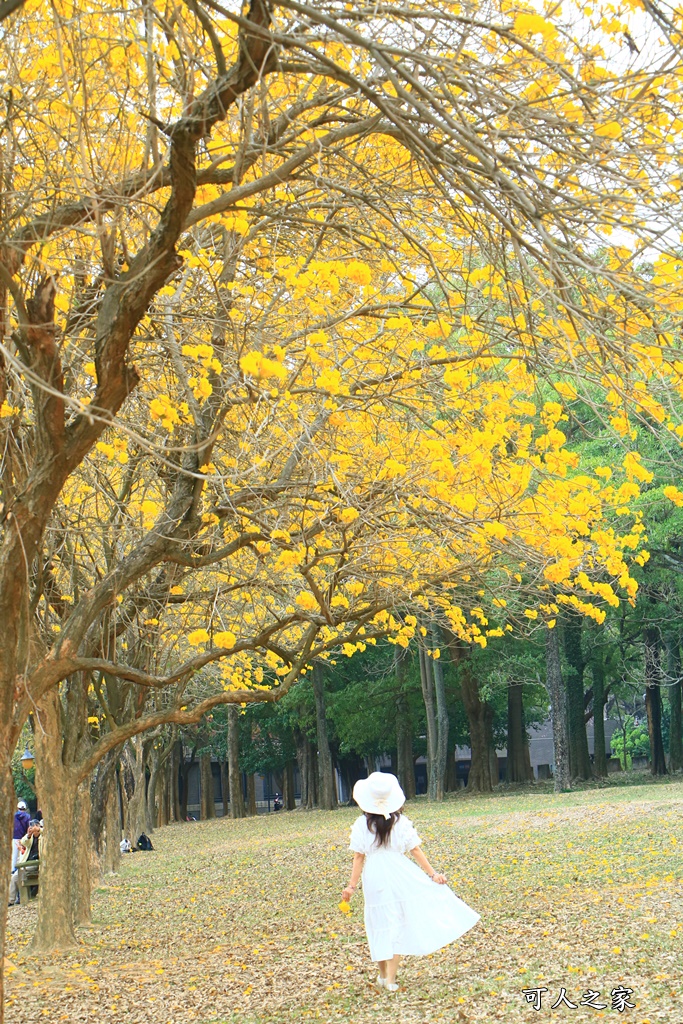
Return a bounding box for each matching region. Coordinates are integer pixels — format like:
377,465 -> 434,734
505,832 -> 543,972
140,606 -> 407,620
610,716 -> 650,769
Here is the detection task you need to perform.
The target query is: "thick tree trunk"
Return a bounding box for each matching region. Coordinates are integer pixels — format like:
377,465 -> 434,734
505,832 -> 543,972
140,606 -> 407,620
645,627 -> 667,775
563,612 -> 592,780
72,780 -> 92,928
395,644 -> 416,799
432,626 -> 449,801
458,665 -> 494,793
666,634 -> 683,772
283,761 -> 296,809
227,706 -> 246,818
0,731 -> 17,1017
126,736 -> 150,839
200,752 -> 216,819
546,626 -> 571,792
418,639 -> 438,799
312,662 -> 337,810
32,691 -> 79,951
591,659 -> 607,778
220,759 -> 229,816
506,683 -> 533,782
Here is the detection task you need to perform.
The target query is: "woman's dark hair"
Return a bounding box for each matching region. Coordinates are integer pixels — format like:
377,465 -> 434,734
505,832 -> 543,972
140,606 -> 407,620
365,806 -> 404,847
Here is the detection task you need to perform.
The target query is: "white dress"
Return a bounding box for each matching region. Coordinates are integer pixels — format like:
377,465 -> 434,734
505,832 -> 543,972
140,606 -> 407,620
349,814 -> 480,962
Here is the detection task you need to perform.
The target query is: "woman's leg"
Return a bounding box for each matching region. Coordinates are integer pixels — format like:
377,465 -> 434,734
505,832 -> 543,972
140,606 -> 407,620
377,960 -> 387,979
386,955 -> 401,984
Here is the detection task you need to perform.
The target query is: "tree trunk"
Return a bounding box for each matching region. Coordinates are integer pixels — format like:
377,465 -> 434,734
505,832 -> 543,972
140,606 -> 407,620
445,750 -> 457,791
32,691 -> 79,951
506,683 -> 533,782
72,779 -> 92,928
666,634 -> 683,772
645,627 -> 667,775
102,768 -> 122,874
220,759 -> 229,816
461,669 -> 495,792
283,761 -> 296,809
591,658 -> 607,778
200,752 -> 216,819
246,773 -> 257,816
126,736 -> 150,839
312,661 -> 337,810
307,737 -> 318,808
432,625 -> 449,801
418,638 -> 438,799
90,749 -> 118,856
395,644 -> 416,799
546,625 -> 571,792
227,706 -> 246,818
0,727 -> 18,1014
563,611 -> 592,780
157,759 -> 169,827
179,744 -> 195,821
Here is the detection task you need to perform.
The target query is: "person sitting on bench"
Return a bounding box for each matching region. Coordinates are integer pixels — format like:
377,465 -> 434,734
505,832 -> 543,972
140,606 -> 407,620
9,821 -> 42,906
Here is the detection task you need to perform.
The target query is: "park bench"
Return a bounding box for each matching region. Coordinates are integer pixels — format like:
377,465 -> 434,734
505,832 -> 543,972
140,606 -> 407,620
16,860 -> 39,903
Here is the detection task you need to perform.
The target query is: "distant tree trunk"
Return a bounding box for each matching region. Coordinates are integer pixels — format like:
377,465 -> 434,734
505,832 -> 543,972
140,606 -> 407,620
461,667 -> 495,793
446,750 -> 457,792
312,661 -> 337,810
220,760 -> 230,816
283,761 -> 296,809
227,706 -> 246,818
418,637 -> 438,799
102,768 -> 121,874
591,659 -> 607,778
307,738 -> 318,807
506,683 -> 533,782
645,627 -> 667,775
563,611 -> 592,780
432,624 -> 449,801
90,749 -> 118,856
295,729 -> 309,808
666,634 -> 683,772
244,774 -> 255,815
395,644 -> 416,799
200,752 -> 216,819
179,744 -> 196,821
547,625 -> 571,792
170,741 -> 181,822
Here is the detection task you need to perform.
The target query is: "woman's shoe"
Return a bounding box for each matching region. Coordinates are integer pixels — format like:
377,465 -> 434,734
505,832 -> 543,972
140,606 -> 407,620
386,982 -> 399,993
376,975 -> 386,988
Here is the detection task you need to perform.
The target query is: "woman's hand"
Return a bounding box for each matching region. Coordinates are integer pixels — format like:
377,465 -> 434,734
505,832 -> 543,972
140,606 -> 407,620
431,872 -> 447,884
341,885 -> 356,901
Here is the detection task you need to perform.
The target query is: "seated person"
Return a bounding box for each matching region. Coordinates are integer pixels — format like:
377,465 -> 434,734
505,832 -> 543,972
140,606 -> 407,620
8,822 -> 42,906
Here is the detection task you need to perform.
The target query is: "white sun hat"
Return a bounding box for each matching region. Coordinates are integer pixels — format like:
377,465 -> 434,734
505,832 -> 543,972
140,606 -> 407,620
352,772 -> 406,819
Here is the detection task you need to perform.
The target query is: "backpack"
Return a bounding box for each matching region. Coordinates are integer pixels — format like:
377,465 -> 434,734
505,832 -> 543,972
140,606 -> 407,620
136,833 -> 154,851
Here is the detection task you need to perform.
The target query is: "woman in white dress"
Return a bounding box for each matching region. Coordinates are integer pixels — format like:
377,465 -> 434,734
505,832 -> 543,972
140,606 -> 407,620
341,772 -> 480,992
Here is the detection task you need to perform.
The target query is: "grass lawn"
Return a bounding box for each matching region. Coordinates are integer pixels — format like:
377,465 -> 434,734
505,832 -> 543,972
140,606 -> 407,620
6,774 -> 683,1023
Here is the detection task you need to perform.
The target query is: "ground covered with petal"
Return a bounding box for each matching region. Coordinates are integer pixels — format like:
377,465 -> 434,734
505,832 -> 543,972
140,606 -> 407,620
5,775 -> 683,1024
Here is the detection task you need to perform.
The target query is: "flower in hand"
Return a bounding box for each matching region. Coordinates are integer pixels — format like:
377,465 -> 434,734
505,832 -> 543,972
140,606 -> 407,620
338,899 -> 352,915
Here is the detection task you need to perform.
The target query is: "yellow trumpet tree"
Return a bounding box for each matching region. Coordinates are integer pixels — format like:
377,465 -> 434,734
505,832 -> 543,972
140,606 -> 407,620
1,0 -> 683,1001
